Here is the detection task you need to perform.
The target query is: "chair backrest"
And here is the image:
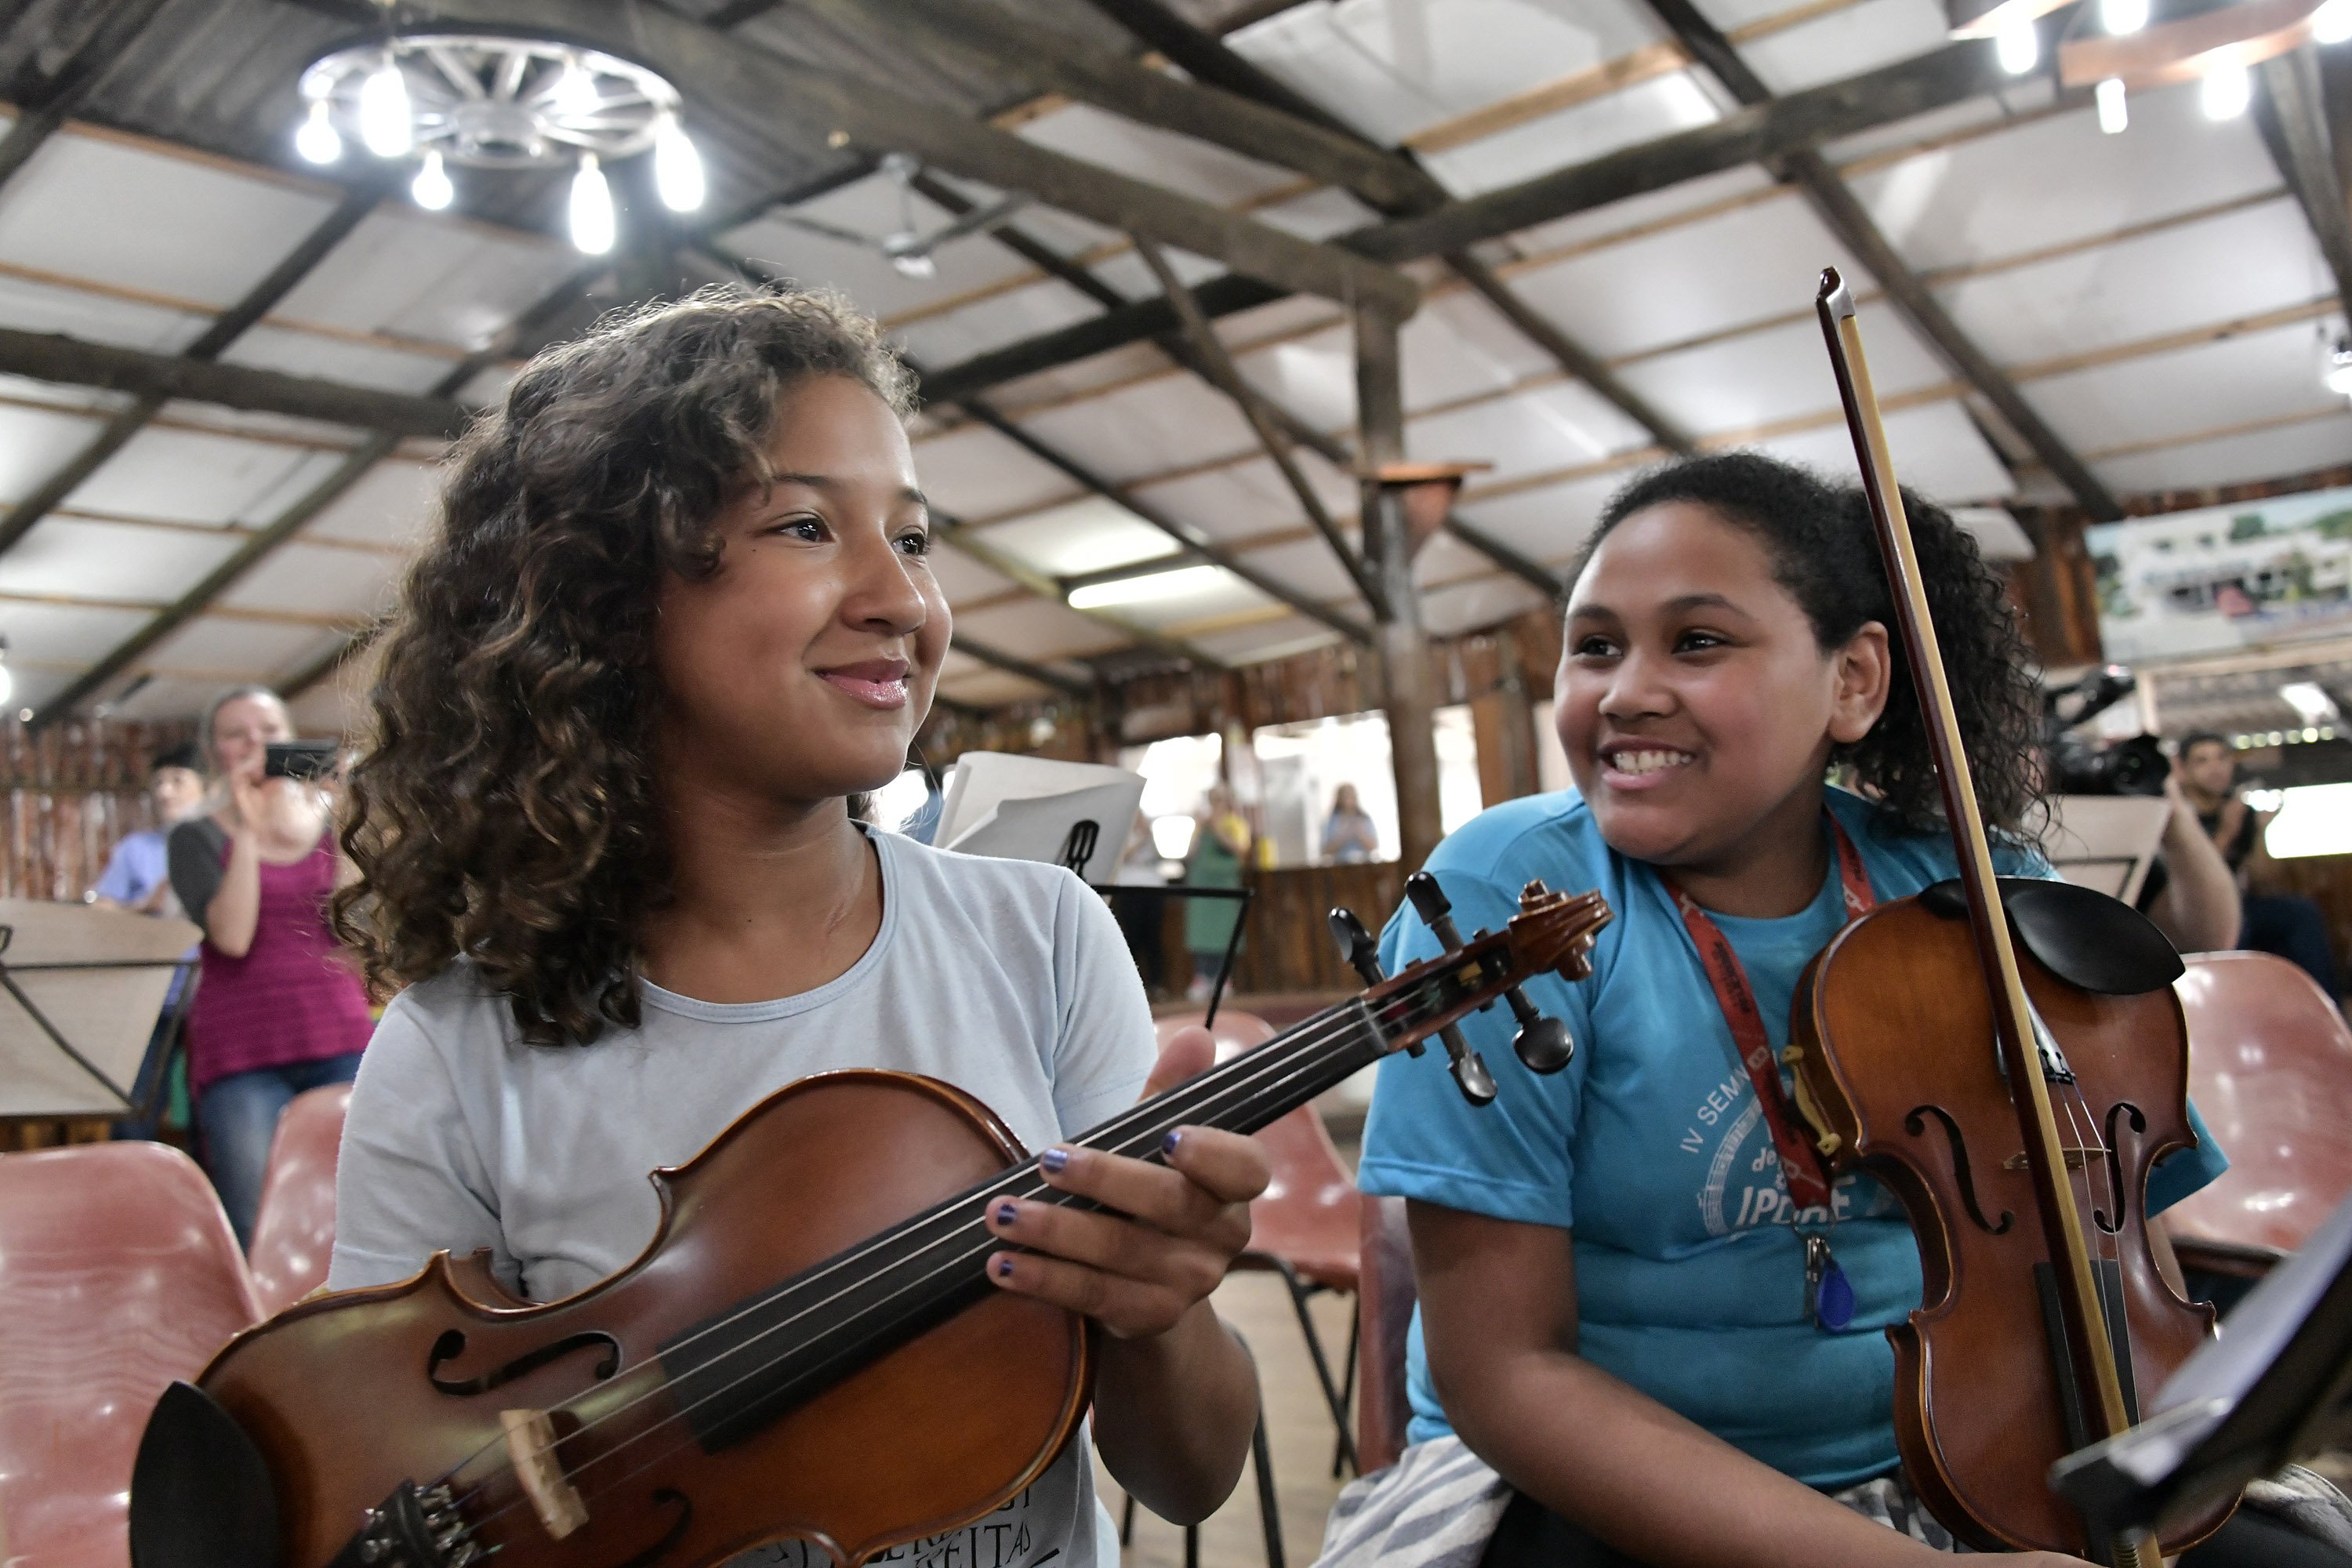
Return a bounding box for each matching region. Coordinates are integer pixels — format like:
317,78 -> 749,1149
2164,951 -> 2352,1269
247,1083 -> 354,1317
1357,1195 -> 1417,1474
0,1142 -> 260,1562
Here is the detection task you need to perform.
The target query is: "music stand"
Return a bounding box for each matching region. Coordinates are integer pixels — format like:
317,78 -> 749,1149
0,900 -> 201,1123
2051,1186 -> 2352,1548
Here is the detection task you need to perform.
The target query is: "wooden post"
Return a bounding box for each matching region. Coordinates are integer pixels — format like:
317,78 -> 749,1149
1356,300 -> 1445,874
1471,624 -> 1541,804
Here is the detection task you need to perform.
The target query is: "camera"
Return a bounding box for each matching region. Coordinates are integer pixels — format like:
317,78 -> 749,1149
2042,666 -> 2169,797
263,740 -> 342,782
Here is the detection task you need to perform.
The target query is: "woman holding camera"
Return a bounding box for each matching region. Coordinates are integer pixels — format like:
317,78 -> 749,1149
168,684 -> 373,1244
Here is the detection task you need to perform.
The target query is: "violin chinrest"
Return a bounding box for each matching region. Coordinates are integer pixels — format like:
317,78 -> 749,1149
1918,877 -> 2184,996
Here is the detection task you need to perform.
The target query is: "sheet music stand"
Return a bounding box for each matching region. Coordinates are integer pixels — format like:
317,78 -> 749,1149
0,899 -> 201,1127
2052,1186 -> 2352,1549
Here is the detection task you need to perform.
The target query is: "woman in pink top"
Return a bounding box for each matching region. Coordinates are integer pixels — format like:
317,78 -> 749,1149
167,685 -> 373,1243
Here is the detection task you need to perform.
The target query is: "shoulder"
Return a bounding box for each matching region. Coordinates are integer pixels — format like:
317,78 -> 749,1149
366,960 -> 518,1083
1424,790 -> 1609,892
877,829 -> 1091,924
167,817 -> 228,854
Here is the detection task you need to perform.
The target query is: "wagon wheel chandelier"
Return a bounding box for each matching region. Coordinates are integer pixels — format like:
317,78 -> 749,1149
292,31 -> 706,253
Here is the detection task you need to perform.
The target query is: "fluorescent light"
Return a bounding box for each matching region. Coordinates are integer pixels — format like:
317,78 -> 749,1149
1997,13 -> 2040,71
2101,0 -> 2147,32
2096,77 -> 2129,134
358,59 -> 412,158
2201,60 -> 2251,119
2315,0 -> 2352,45
1066,564 -> 1227,610
653,117 -> 705,212
2265,782 -> 2352,858
295,100 -> 342,165
2328,340 -> 2352,397
2280,681 -> 2339,724
569,154 -> 615,254
411,148 -> 453,209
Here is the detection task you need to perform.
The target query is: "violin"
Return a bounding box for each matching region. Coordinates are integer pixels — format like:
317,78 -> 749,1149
129,880 -> 1609,1568
1784,270 -> 2233,1563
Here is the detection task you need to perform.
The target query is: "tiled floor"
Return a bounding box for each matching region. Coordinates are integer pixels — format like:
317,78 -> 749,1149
1097,1269 -> 1360,1568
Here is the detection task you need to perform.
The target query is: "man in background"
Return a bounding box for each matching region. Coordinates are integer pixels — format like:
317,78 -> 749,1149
2178,731 -> 2343,1004
89,742 -> 207,1136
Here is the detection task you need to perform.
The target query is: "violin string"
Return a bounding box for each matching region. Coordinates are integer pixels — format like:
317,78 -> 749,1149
2057,1076 -> 2133,1367
447,986 -> 1425,1534
452,992 -> 1406,1535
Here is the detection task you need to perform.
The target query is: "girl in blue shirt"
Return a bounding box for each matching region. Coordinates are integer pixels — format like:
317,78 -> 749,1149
1340,455 -> 2334,1568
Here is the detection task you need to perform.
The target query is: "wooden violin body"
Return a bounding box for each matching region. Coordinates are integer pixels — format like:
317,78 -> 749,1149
1791,898 -> 2227,1555
195,1071 -> 1088,1568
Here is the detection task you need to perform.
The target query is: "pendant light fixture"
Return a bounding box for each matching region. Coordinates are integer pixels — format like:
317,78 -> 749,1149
293,34 -> 701,253
2200,58 -> 2252,118
2096,76 -> 2130,132
1996,13 -> 2040,71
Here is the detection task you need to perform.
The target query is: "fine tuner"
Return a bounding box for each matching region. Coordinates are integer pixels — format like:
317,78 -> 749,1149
1327,871 -> 1582,1106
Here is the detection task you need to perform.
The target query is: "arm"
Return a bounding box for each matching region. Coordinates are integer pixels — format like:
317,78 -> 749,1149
2145,780 -> 2240,954
204,827 -> 266,957
1412,1203 -> 2088,1568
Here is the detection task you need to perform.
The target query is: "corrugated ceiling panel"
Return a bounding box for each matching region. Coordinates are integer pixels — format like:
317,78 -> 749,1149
1751,397 -> 2016,503
916,424 -> 1085,521
979,496 -> 1185,577
63,428 -> 350,527
111,675 -> 243,724
142,615 -> 328,678
1014,102 -> 1298,209
1729,0 -> 1952,97
1501,163 -> 1777,266
0,375 -> 125,418
1232,330 -> 1363,435
2094,412 -> 2352,496
1407,379 -> 1654,482
0,517 -> 241,603
1846,82 -> 2280,274
217,543 -> 404,619
0,401 -> 108,503
1937,199 -> 2322,367
927,543 -> 1019,604
1502,191 -> 1860,360
301,459 -> 441,547
1188,614 -> 1341,666
728,173 -> 1041,321
0,270 -> 208,354
217,324 -> 460,395
2028,319 -> 2347,457
1015,376 -> 1259,486
1421,572 -> 1548,638
1456,465 -> 1646,561
1225,534 -> 1365,606
1423,70 -> 1724,199
0,601 -> 152,665
270,208 -> 577,354
1127,459 -> 1328,547
1615,299 -> 1944,440
895,277 -> 1109,375
0,132 -> 336,309
952,597 -> 1133,659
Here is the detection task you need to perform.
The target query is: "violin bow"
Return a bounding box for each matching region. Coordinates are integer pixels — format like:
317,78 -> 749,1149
1814,270 -> 2160,1568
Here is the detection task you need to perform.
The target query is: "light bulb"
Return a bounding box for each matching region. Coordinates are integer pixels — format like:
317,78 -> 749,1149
569,153 -> 615,254
358,58 -> 412,158
653,116 -> 705,212
2327,343 -> 2352,397
1995,13 -> 2039,72
2101,0 -> 2147,32
551,56 -> 601,118
2096,77 -> 2129,134
0,663 -> 15,710
412,148 -> 453,209
2315,0 -> 2352,45
294,99 -> 342,165
2201,60 -> 2251,119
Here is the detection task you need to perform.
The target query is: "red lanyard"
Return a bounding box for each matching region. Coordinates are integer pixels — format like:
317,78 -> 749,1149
1661,818 -> 1875,1218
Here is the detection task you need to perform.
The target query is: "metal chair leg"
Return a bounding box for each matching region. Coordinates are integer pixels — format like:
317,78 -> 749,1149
1122,1492 -> 1137,1546
1333,1307 -> 1361,1478
1251,1410 -> 1286,1568
1261,1255 -> 1358,1475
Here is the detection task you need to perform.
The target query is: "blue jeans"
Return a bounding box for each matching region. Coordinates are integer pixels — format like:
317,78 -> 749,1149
2241,894 -> 2344,1001
197,1054 -> 364,1247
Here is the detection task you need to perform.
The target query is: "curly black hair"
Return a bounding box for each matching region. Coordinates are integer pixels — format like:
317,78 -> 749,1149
332,285 -> 915,1047
1580,452 -> 2043,838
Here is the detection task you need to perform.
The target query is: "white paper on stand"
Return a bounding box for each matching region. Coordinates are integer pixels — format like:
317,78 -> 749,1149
936,753 -> 1144,850
0,899 -> 200,1118
945,781 -> 1147,882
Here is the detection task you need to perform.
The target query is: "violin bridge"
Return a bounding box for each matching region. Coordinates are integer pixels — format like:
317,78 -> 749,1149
500,1407 -> 589,1540
2004,1146 -> 2104,1171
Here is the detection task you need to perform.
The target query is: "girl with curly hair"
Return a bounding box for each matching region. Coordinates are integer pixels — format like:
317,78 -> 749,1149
323,286 -> 1267,1562
1320,454 -> 2241,1568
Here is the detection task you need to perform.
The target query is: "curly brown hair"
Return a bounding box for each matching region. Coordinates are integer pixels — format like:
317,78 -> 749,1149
1582,452 -> 2043,839
332,285 -> 915,1047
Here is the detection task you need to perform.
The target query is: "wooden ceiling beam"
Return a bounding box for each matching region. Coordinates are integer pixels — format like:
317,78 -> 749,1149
947,632 -> 1095,696
0,0 -> 172,191
2253,47 -> 2352,328
419,0 -> 1417,316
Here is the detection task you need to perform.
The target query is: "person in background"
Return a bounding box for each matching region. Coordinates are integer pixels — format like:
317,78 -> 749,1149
1322,782 -> 1381,865
1185,784 -> 1250,1001
89,742 -> 206,916
2132,765 -> 2242,956
93,741 -> 208,1138
2178,731 -> 2343,1000
168,685 -> 374,1244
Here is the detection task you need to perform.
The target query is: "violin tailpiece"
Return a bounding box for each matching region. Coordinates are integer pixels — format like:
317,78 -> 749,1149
501,1406 -> 590,1541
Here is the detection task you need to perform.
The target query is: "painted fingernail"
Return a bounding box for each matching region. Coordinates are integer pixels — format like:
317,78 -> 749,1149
995,1200 -> 1018,1226
995,1254 -> 1015,1277
1040,1148 -> 1070,1174
1163,1130 -> 1183,1156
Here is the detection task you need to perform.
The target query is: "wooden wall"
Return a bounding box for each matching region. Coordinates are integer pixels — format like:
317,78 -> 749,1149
0,719 -> 194,902
1232,862 -> 1406,997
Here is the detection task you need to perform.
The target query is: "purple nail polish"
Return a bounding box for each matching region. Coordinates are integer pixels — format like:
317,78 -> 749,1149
995,1255 -> 1014,1277
1040,1148 -> 1069,1174
1163,1129 -> 1183,1156
995,1200 -> 1018,1226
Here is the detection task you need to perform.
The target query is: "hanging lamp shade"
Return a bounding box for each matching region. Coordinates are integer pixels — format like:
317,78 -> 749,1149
2058,0 -> 2331,86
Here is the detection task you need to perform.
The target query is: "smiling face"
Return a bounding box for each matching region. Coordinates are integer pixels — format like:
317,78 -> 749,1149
652,374 -> 948,808
1557,501 -> 1889,877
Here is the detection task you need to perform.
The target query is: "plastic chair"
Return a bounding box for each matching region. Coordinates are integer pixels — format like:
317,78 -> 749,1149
1356,1195 -> 1417,1475
0,1142 -> 261,1567
2163,951 -> 2352,1278
246,1083 -> 353,1317
1160,1011 -> 1366,1474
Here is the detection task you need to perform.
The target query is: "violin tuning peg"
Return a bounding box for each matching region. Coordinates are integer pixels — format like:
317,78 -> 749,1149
1512,1010 -> 1574,1075
1328,908 -> 1383,985
1406,872 -> 1467,951
1443,1029 -> 1497,1106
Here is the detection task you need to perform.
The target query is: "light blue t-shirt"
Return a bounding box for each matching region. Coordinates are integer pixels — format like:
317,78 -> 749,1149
1358,786 -> 2228,1488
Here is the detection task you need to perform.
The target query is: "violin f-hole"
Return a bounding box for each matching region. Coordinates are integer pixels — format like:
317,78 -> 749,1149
428,1328 -> 625,1396
1904,1106 -> 2013,1235
2096,1102 -> 2148,1235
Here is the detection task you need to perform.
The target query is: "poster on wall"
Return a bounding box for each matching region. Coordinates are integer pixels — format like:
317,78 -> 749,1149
2089,485 -> 2352,662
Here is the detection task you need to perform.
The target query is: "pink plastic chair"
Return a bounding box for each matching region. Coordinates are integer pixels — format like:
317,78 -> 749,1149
0,1142 -> 260,1567
246,1084 -> 353,1318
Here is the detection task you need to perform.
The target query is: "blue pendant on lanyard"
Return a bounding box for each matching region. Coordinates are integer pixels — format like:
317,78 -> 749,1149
1802,1232 -> 1857,1333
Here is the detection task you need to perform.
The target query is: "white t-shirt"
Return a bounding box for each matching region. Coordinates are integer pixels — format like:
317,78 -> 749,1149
328,829 -> 1156,1568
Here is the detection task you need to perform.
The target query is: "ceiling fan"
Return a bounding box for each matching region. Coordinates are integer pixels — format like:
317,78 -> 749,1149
766,153 -> 1028,278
